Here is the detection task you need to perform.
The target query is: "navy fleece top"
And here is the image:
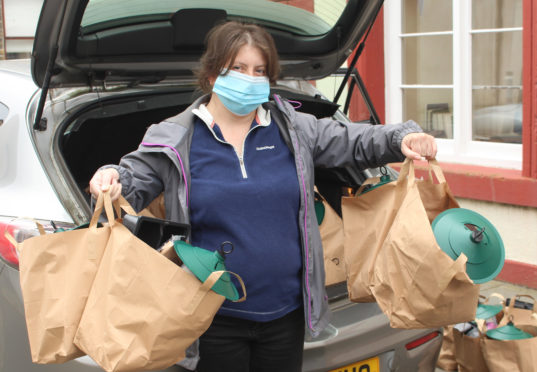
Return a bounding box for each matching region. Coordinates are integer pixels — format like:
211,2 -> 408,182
189,105 -> 302,322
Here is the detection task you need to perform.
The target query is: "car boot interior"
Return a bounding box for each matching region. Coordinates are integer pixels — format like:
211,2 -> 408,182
58,88 -> 358,213
59,91 -> 191,200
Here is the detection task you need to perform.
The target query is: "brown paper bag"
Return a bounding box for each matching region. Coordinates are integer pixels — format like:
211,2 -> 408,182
416,159 -> 460,223
158,240 -> 183,266
139,192 -> 166,219
453,328 -> 489,372
17,192 -> 118,363
316,191 -> 346,286
436,326 -> 458,371
369,159 -> 479,328
342,159 -> 462,305
481,325 -> 537,372
342,172 -> 402,303
499,295 -> 537,328
74,199 -> 245,372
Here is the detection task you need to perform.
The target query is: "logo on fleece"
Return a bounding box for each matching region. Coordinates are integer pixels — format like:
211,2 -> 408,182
256,145 -> 275,151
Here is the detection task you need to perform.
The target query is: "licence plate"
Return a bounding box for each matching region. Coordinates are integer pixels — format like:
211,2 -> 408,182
329,357 -> 380,372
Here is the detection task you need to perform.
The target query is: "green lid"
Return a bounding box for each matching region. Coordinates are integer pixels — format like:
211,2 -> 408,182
476,303 -> 503,320
486,322 -> 534,340
173,240 -> 240,301
432,208 -> 505,284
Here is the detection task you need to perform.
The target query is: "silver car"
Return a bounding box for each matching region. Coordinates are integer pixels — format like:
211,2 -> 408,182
0,0 -> 443,371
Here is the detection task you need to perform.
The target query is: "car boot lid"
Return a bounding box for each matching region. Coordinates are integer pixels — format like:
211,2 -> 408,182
32,0 -> 384,89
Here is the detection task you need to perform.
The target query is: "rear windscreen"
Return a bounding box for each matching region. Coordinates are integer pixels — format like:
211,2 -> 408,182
81,0 -> 336,36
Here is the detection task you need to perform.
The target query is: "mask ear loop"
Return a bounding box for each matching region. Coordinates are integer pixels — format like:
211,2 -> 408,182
287,100 -> 302,109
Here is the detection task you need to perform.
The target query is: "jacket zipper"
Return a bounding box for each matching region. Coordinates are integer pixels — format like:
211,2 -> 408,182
293,136 -> 314,333
236,153 -> 248,178
208,126 -> 257,180
274,94 -> 314,333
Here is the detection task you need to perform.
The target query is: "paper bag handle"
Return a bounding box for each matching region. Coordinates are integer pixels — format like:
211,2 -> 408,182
3,231 -> 20,254
435,252 -> 469,292
186,270 -> 247,314
507,294 -> 536,319
396,158 -> 416,187
226,271 -> 247,303
425,159 -> 447,184
89,191 -> 116,228
112,195 -> 138,218
475,318 -> 488,335
89,192 -> 137,229
483,292 -> 506,306
399,158 -> 449,186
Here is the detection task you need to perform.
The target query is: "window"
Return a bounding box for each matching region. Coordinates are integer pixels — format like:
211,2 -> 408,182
385,0 -> 523,169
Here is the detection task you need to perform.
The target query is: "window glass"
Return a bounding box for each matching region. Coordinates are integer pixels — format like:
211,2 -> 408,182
0,102 -> 8,125
82,0 -> 333,36
403,0 -> 452,33
403,88 -> 453,139
386,0 -> 523,168
402,35 -> 452,85
472,90 -> 522,143
472,32 -> 522,87
472,0 -> 522,30
401,0 -> 453,140
472,2 -> 522,144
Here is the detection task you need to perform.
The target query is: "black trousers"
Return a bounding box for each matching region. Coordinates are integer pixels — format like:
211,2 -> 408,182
197,308 -> 305,372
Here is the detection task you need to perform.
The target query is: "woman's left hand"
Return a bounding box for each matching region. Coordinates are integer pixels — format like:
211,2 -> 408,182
401,132 -> 438,160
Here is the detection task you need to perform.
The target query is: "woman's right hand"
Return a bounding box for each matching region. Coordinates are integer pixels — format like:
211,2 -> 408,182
89,168 -> 122,201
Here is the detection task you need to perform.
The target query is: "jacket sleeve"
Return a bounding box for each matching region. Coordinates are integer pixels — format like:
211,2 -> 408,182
101,150 -> 165,213
292,110 -> 423,170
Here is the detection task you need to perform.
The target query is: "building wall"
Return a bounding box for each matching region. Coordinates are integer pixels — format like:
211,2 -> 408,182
2,0 -> 43,58
457,198 -> 537,288
0,1 -> 5,59
457,199 -> 537,266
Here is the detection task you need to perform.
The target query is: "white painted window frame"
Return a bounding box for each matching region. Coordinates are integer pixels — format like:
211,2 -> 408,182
384,0 -> 522,170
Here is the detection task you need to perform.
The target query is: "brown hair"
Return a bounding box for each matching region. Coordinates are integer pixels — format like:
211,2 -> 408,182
196,21 -> 280,93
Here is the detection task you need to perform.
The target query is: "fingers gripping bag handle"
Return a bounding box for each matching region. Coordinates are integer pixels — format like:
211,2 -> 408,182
89,191 -> 116,228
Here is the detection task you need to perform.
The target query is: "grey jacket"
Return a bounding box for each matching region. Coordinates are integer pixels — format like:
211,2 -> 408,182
110,93 -> 420,341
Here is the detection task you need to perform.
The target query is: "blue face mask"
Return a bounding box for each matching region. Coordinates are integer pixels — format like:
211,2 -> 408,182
212,70 -> 270,116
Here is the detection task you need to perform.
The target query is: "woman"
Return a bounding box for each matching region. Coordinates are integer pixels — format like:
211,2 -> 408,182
89,21 -> 436,372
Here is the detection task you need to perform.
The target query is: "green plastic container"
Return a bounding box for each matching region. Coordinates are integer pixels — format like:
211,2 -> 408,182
173,240 -> 240,301
486,322 -> 533,340
432,208 -> 505,284
476,303 -> 503,320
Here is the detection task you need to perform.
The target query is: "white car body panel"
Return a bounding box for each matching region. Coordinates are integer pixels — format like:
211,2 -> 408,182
0,63 -> 72,223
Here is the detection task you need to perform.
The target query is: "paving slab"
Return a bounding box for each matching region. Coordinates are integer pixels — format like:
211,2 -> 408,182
479,279 -> 537,300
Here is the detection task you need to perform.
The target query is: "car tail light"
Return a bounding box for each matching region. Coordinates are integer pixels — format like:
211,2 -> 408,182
0,217 -> 74,269
405,331 -> 441,350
